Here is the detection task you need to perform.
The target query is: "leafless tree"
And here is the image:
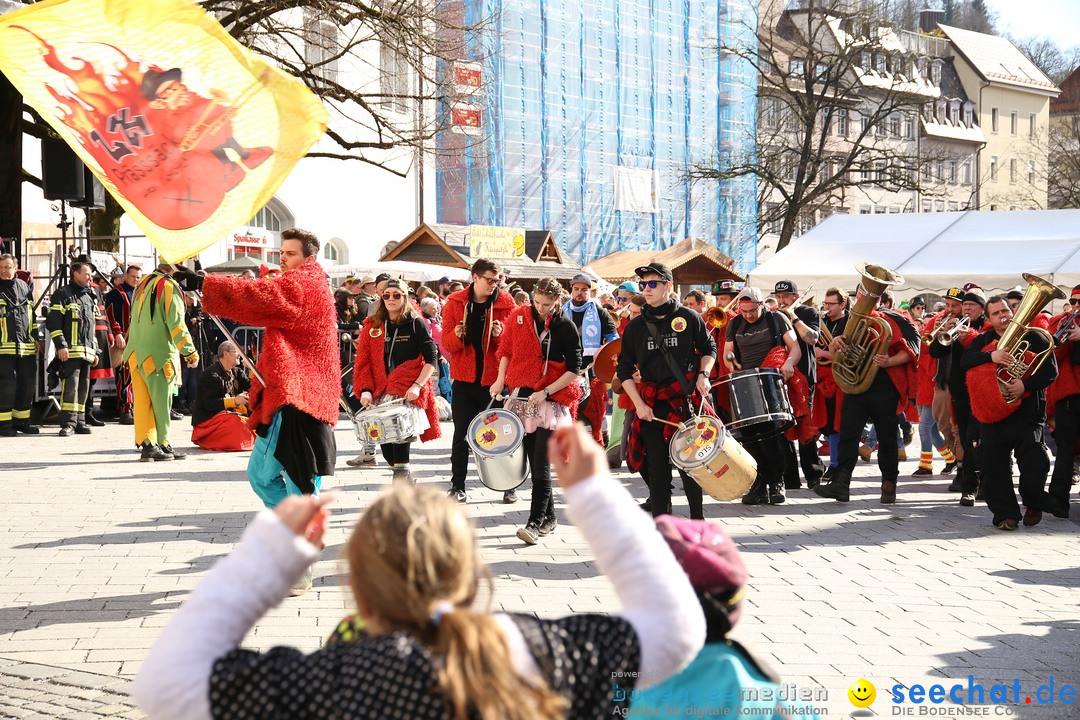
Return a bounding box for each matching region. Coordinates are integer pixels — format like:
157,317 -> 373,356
1011,36 -> 1080,86
1049,115 -> 1080,209
697,0 -> 952,252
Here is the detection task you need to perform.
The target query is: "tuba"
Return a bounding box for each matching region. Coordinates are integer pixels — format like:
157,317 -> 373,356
995,273 -> 1064,403
832,262 -> 905,395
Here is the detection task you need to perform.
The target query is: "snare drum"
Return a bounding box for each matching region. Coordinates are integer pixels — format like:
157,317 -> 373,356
467,408 -> 529,491
721,368 -> 794,441
352,403 -> 418,445
669,415 -> 758,501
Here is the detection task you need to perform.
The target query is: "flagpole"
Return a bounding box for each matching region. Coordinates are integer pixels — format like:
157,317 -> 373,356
193,290 -> 266,386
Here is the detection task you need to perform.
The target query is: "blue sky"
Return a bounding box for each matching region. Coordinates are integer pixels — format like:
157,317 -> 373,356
986,0 -> 1080,49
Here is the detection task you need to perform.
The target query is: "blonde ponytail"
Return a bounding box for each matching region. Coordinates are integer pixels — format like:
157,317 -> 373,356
347,485 -> 566,720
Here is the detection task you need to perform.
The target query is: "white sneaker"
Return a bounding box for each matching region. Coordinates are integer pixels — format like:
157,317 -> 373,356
289,567 -> 314,596
346,451 -> 377,467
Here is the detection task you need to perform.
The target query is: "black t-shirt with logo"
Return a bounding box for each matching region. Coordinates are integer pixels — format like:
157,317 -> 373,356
617,305 -> 716,385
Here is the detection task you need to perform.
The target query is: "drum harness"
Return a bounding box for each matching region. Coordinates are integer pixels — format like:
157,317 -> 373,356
642,318 -> 707,418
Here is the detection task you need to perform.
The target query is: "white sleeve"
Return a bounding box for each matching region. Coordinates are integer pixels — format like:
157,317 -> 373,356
132,510 -> 318,720
564,474 -> 705,685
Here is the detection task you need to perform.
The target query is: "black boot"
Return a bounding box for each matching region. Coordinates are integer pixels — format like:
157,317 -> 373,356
0,423 -> 16,437
84,410 -> 105,427
742,478 -> 770,505
769,482 -> 786,504
814,475 -> 850,502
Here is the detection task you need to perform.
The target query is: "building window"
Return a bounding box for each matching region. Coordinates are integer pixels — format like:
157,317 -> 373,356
931,60 -> 942,85
1030,113 -> 1037,137
836,109 -> 848,136
860,205 -> 872,215
1029,159 -> 1036,184
948,201 -> 959,212
948,161 -> 957,184
250,205 -> 282,233
304,14 -> 339,84
324,243 -> 339,263
964,105 -> 973,127
991,108 -> 998,133
889,114 -> 901,137
790,57 -> 805,77
950,102 -> 959,125
1009,158 -> 1017,184
1010,111 -> 1017,135
921,199 -> 932,213
936,200 -> 945,212
380,42 -> 410,114
990,155 -> 998,181
875,206 -> 887,214
962,158 -> 972,185
936,161 -> 944,181
922,162 -> 933,182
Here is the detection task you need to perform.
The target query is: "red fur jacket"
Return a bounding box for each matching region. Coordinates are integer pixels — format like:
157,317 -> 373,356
497,304 -> 583,411
201,261 -> 341,426
440,286 -> 515,385
352,318 -> 441,443
916,313 -> 942,407
1046,311 -> 1080,423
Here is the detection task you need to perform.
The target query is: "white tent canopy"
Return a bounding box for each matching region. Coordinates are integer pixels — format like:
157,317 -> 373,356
749,210 -> 1080,301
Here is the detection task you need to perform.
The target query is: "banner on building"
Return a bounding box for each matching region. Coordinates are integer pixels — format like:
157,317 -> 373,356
614,166 -> 660,214
0,0 -> 328,263
469,224 -> 525,259
453,62 -> 482,95
451,103 -> 482,135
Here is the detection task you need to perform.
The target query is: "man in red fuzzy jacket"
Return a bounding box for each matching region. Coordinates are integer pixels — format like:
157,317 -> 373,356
440,258 -> 516,503
178,229 -> 340,528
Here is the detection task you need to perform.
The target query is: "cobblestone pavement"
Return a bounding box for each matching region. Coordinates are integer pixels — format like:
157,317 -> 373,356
1,417 -> 1078,719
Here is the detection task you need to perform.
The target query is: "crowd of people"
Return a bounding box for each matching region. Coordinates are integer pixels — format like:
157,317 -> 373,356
4,242 -> 1079,537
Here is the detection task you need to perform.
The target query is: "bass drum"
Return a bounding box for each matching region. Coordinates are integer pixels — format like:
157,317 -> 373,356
721,368 -> 794,441
467,408 -> 529,491
669,415 -> 757,501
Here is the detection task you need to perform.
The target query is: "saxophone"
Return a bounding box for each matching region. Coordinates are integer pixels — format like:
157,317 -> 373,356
832,263 -> 905,395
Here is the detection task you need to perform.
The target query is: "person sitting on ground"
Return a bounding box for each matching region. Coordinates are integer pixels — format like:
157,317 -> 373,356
190,341 -> 255,452
133,423 -> 704,720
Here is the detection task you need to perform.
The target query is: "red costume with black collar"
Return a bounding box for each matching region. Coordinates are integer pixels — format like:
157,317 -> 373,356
1045,311 -> 1080,423
915,313 -> 944,407
352,317 -> 441,443
201,261 -> 340,427
873,310 -> 919,414
497,304 -> 583,411
440,286 -> 515,385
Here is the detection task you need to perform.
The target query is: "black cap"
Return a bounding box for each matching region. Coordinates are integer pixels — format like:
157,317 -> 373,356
634,262 -> 673,282
1006,289 -> 1024,301
437,276 -> 450,285
910,295 -> 926,307
375,272 -> 392,284
711,279 -> 736,296
774,280 -> 797,294
944,287 -> 964,301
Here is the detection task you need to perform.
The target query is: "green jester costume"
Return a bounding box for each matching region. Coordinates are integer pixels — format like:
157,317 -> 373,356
122,267 -> 198,458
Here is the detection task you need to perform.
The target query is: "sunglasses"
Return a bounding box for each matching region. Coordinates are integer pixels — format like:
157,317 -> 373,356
382,291 -> 404,300
639,280 -> 666,290
1069,299 -> 1080,305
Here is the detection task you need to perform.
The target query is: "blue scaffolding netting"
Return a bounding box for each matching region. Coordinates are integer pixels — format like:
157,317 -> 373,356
437,0 -> 759,274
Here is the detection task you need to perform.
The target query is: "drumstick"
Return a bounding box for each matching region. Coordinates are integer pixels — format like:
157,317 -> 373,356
652,418 -> 683,429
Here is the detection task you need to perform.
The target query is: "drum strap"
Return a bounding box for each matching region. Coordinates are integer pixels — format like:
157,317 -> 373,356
644,320 -> 694,398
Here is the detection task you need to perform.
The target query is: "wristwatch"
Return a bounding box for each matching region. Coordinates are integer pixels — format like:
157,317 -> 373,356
543,388 -> 550,398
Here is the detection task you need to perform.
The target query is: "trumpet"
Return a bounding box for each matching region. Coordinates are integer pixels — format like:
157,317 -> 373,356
705,296 -> 739,329
816,324 -> 834,366
922,315 -> 970,346
1053,308 -> 1080,346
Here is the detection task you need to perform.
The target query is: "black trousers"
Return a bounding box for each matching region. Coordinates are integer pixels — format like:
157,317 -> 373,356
59,358 -> 91,428
981,416 -> 1053,524
0,355 -> 36,426
523,426 -> 555,525
640,403 -> 704,519
953,394 -> 981,493
381,441 -> 411,466
1048,394 -> 1079,510
836,383 -> 901,485
450,380 -> 494,491
783,438 -> 825,487
744,432 -> 787,493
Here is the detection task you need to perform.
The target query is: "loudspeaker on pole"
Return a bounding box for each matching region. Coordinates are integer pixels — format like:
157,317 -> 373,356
41,137 -> 85,201
71,165 -> 105,210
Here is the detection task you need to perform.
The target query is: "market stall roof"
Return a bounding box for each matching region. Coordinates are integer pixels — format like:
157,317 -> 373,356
585,238 -> 745,285
747,209 -> 1080,299
324,260 -> 472,283
203,256 -> 277,274
381,223 -> 584,282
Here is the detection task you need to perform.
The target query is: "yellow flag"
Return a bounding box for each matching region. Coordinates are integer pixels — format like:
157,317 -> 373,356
0,0 -> 328,262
